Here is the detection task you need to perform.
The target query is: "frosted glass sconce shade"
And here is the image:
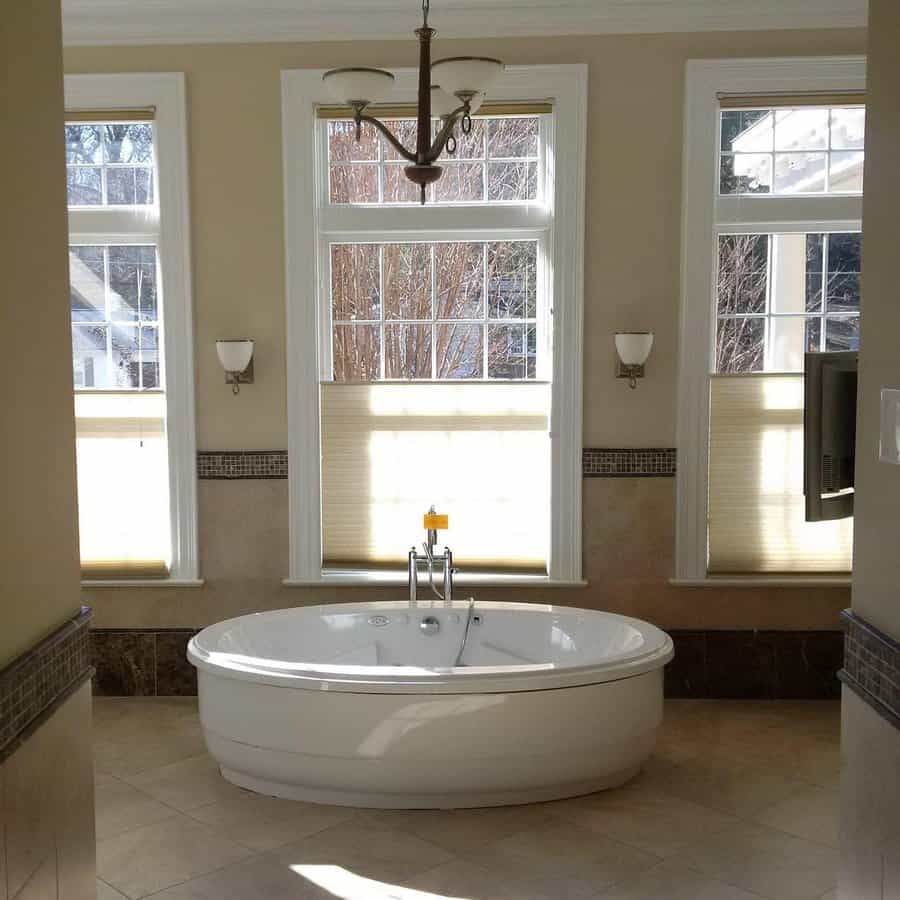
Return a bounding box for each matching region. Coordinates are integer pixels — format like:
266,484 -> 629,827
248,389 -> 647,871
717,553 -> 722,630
431,57 -> 504,97
216,339 -> 254,394
614,332 -> 654,389
322,68 -> 395,106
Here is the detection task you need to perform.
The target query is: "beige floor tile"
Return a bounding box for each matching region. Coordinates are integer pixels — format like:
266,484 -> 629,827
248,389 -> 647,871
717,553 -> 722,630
750,784 -> 840,848
399,858 -> 538,900
97,878 -> 128,900
95,778 -> 179,841
679,820 -> 838,900
817,891 -> 837,900
272,820 -> 454,884
120,754 -> 242,812
550,780 -> 742,858
639,745 -> 810,817
369,802 -> 554,854
97,813 -> 255,898
468,820 -> 660,899
145,855 -> 338,899
186,790 -> 361,851
93,734 -> 209,779
591,859 -> 767,899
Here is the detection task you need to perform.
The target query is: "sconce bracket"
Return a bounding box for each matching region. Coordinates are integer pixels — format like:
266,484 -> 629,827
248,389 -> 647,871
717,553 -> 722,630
225,358 -> 254,387
616,361 -> 645,383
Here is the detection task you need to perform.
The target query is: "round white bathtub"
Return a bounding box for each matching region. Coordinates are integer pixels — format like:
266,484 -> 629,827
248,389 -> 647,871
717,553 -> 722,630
188,601 -> 673,809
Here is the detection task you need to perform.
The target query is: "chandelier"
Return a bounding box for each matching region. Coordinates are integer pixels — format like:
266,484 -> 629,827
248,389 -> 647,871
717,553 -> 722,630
322,0 -> 504,204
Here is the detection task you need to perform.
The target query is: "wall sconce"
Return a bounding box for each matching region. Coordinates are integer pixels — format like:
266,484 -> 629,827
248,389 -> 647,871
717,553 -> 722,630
216,339 -> 254,394
615,332 -> 654,389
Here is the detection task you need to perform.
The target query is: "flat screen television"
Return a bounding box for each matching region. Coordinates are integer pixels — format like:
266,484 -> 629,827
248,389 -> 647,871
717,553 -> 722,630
803,351 -> 858,522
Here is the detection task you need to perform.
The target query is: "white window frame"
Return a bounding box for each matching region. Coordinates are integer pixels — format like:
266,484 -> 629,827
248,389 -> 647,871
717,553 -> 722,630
282,64 -> 587,586
65,73 -> 200,587
675,56 -> 865,587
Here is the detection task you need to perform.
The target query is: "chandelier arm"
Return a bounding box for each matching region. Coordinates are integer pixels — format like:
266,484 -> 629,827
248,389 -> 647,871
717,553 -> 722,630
356,113 -> 417,163
429,106 -> 469,159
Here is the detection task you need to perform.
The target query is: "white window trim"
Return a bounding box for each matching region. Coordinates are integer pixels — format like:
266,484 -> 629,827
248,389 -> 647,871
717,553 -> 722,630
65,73 -> 200,586
675,55 -> 865,585
281,64 -> 587,586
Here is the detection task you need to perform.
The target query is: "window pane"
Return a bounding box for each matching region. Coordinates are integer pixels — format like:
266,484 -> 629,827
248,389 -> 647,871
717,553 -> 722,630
72,325 -> 109,388
830,108 -> 865,150
769,316 -> 807,372
383,244 -> 432,319
825,316 -> 860,352
488,117 -> 539,158
805,234 -> 824,312
328,120 -> 378,162
826,272 -> 861,313
433,162 -> 484,202
70,246 -> 106,321
330,164 -> 378,204
720,110 -> 772,153
716,317 -> 765,373
66,125 -> 103,163
774,152 -> 827,193
140,325 -> 160,388
774,108 -> 829,151
827,233 -> 862,273
829,151 -> 864,192
449,119 -> 485,160
103,124 -> 153,163
805,317 -> 822,353
720,153 -> 771,194
488,241 -> 537,318
717,234 -> 768,316
488,161 -> 538,201
488,324 -> 531,379
436,242 -> 484,318
111,324 -> 139,388
108,246 -> 156,322
331,244 -> 380,320
67,167 -> 102,205
383,164 -> 419,203
385,324 -> 432,379
333,324 -> 381,381
381,119 -> 417,161
436,324 -> 483,378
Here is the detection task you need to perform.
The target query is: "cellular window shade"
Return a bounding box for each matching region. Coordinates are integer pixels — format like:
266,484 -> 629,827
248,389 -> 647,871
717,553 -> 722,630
717,92 -> 865,109
707,375 -> 852,574
65,108 -> 156,122
320,381 -> 550,572
316,101 -> 552,119
75,393 -> 171,578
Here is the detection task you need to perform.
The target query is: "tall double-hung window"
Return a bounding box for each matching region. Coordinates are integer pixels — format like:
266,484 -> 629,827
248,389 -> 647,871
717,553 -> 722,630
65,75 -> 197,583
282,67 -> 586,583
677,58 -> 865,582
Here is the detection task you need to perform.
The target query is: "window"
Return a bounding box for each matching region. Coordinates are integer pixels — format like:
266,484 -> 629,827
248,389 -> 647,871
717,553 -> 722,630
283,66 -> 587,583
676,58 -> 865,582
65,75 -> 197,583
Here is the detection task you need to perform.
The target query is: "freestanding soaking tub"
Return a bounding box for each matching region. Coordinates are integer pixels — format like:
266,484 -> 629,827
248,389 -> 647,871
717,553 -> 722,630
187,601 -> 673,809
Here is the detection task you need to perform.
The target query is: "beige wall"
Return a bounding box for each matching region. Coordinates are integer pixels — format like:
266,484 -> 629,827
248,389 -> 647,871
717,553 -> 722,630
2,4 -> 82,662
839,2 -> 900,897
67,28 -> 864,630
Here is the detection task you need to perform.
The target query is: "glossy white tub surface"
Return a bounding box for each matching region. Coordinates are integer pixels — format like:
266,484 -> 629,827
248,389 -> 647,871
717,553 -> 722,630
188,601 -> 674,808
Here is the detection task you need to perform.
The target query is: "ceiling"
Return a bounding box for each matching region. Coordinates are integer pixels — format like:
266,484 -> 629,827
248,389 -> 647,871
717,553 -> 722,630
61,0 -> 867,46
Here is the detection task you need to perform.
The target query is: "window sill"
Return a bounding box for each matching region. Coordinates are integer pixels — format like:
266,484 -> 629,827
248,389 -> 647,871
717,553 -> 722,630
669,576 -> 851,588
81,578 -> 205,588
283,572 -> 588,588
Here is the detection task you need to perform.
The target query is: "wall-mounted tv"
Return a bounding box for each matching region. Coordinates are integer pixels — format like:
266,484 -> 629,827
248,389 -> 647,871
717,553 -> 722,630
803,351 -> 858,522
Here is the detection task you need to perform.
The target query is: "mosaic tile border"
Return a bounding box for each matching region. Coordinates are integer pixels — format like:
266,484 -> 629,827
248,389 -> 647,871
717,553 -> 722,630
94,626 -> 839,699
0,606 -> 93,763
198,450 -> 288,479
197,449 -> 678,479
583,448 -> 677,477
840,609 -> 900,731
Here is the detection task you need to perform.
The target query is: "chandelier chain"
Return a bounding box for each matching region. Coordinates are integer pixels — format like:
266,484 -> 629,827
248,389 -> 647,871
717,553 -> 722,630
422,0 -> 429,27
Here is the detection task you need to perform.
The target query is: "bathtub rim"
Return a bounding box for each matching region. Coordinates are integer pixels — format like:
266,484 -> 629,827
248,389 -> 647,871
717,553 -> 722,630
187,601 -> 674,695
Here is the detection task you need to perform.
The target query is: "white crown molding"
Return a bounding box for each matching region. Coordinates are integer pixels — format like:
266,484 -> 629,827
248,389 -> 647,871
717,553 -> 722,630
62,0 -> 867,47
